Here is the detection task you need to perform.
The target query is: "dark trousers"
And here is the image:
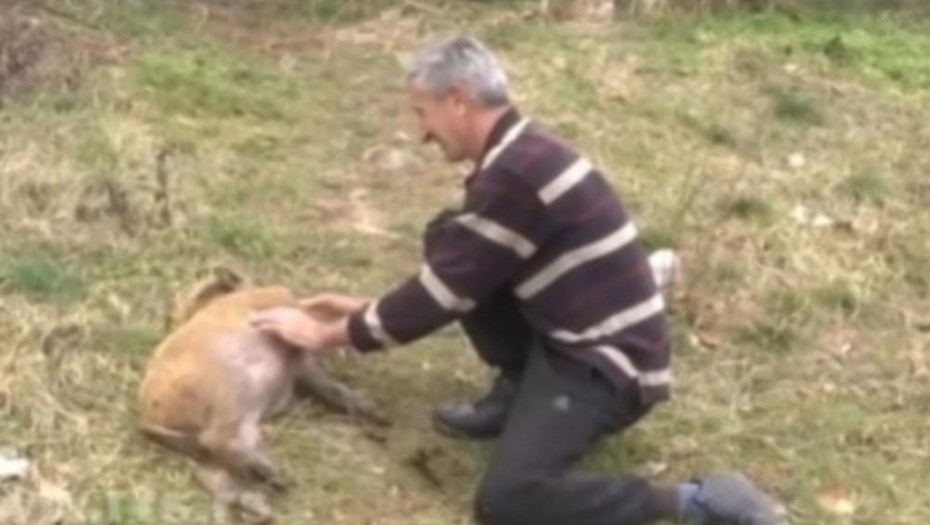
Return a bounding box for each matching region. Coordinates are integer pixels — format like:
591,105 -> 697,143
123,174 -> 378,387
459,290 -> 673,525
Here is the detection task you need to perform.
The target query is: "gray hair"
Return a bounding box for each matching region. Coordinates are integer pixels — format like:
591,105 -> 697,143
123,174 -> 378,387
407,35 -> 510,107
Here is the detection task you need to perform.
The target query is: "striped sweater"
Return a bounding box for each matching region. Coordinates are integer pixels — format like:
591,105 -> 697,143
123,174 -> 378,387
347,108 -> 672,405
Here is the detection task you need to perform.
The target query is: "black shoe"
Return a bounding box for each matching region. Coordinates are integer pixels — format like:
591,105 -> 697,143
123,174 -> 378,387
432,373 -> 518,441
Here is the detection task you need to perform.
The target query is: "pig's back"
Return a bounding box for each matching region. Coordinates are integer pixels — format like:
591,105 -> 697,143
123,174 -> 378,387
138,286 -> 299,431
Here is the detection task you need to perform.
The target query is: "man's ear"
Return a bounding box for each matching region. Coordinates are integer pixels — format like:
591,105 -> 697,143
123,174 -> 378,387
449,84 -> 471,115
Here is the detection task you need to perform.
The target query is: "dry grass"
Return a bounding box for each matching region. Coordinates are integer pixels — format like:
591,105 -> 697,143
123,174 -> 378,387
1,1 -> 928,524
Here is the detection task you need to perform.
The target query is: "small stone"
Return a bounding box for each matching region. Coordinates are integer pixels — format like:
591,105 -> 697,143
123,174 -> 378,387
0,449 -> 30,480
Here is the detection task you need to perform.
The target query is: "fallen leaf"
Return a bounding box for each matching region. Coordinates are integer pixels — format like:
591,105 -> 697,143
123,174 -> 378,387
690,330 -> 723,350
0,453 -> 29,480
817,487 -> 856,516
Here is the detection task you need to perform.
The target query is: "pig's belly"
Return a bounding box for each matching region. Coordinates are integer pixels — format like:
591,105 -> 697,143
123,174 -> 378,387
214,330 -> 296,418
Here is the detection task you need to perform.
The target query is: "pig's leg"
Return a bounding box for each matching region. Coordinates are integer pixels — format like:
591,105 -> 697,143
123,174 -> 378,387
200,420 -> 293,492
195,462 -> 273,525
293,355 -> 388,426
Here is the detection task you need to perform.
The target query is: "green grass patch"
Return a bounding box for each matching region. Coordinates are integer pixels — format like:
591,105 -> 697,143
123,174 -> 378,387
556,71 -> 601,112
678,110 -> 739,148
735,318 -> 800,355
200,217 -> 277,259
813,280 -> 862,318
91,324 -> 164,369
709,261 -> 746,286
133,48 -> 301,121
88,0 -> 191,39
74,123 -> 121,174
0,253 -> 85,304
735,289 -> 815,354
722,195 -> 774,222
892,244 -> 930,297
636,11 -> 930,91
840,171 -> 890,205
764,288 -> 811,320
208,0 -> 400,24
639,224 -> 682,250
768,86 -> 826,125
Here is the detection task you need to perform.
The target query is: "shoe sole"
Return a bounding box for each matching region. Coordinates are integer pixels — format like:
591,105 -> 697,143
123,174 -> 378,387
431,415 -> 501,442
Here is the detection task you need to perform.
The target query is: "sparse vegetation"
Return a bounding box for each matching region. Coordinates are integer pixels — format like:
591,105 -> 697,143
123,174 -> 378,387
723,195 -> 774,222
1,2 -> 928,525
769,85 -> 826,125
840,170 -> 890,206
1,253 -> 85,304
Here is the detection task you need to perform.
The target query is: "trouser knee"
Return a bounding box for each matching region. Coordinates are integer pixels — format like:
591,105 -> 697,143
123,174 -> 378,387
474,474 -> 545,525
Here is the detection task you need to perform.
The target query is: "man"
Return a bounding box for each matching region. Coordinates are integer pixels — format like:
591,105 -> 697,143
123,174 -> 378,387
250,35 -> 787,525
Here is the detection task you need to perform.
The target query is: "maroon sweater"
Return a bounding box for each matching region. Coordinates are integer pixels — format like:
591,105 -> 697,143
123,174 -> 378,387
348,108 -> 672,404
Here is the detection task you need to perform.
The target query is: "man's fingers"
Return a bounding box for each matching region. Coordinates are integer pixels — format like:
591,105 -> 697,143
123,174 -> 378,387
300,302 -> 337,315
250,321 -> 278,334
250,318 -> 275,329
298,295 -> 366,314
298,294 -> 341,308
248,310 -> 286,330
297,297 -> 325,309
247,311 -> 271,325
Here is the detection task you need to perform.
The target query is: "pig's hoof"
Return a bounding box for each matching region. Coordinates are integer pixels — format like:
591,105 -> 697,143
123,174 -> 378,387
247,463 -> 294,493
350,399 -> 391,428
234,491 -> 274,524
361,407 -> 392,428
268,470 -> 295,493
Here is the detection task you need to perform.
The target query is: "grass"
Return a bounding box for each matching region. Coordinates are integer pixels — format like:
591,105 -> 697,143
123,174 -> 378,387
768,85 -> 827,125
0,253 -> 85,304
134,49 -> 300,122
200,217 -> 277,259
840,170 -> 891,205
813,280 -> 862,318
722,195 -> 774,222
1,2 -> 929,524
630,10 -> 930,90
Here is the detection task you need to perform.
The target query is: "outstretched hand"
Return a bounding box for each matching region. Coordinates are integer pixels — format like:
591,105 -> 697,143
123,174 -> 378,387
249,307 -> 331,351
299,293 -> 368,322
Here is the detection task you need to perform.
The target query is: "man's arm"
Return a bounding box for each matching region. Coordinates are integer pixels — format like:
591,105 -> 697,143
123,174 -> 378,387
347,173 -> 548,353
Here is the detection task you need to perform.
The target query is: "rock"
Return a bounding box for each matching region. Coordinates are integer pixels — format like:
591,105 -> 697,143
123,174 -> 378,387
0,449 -> 30,480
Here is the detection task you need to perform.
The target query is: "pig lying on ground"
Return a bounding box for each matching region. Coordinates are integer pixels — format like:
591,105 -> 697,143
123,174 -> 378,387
138,268 -> 383,524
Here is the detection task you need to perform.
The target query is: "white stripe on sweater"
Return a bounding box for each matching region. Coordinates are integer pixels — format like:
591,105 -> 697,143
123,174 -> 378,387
364,300 -> 398,347
515,222 -> 638,299
481,118 -> 531,171
419,265 -> 475,313
592,345 -> 673,387
549,294 -> 665,343
539,157 -> 593,204
456,213 -> 537,258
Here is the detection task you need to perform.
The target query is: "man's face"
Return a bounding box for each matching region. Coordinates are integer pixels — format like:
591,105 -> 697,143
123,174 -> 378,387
408,84 -> 469,163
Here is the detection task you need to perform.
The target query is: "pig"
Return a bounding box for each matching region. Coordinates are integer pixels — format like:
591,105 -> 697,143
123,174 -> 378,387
137,267 -> 383,524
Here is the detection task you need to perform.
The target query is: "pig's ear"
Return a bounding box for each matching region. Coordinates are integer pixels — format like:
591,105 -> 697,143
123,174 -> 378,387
166,266 -> 248,329
210,265 -> 248,290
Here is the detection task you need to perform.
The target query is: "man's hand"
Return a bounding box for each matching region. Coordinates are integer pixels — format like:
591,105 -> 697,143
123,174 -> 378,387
249,307 -> 338,351
299,293 -> 368,322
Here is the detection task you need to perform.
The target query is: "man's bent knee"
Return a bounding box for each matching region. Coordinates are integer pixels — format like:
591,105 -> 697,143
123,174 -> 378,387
474,475 -> 546,525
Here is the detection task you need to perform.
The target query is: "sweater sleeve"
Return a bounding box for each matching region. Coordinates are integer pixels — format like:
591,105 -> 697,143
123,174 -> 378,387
347,172 -> 548,352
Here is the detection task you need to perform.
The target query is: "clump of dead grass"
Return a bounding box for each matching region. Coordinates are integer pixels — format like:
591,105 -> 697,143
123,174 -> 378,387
0,5 -> 120,106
